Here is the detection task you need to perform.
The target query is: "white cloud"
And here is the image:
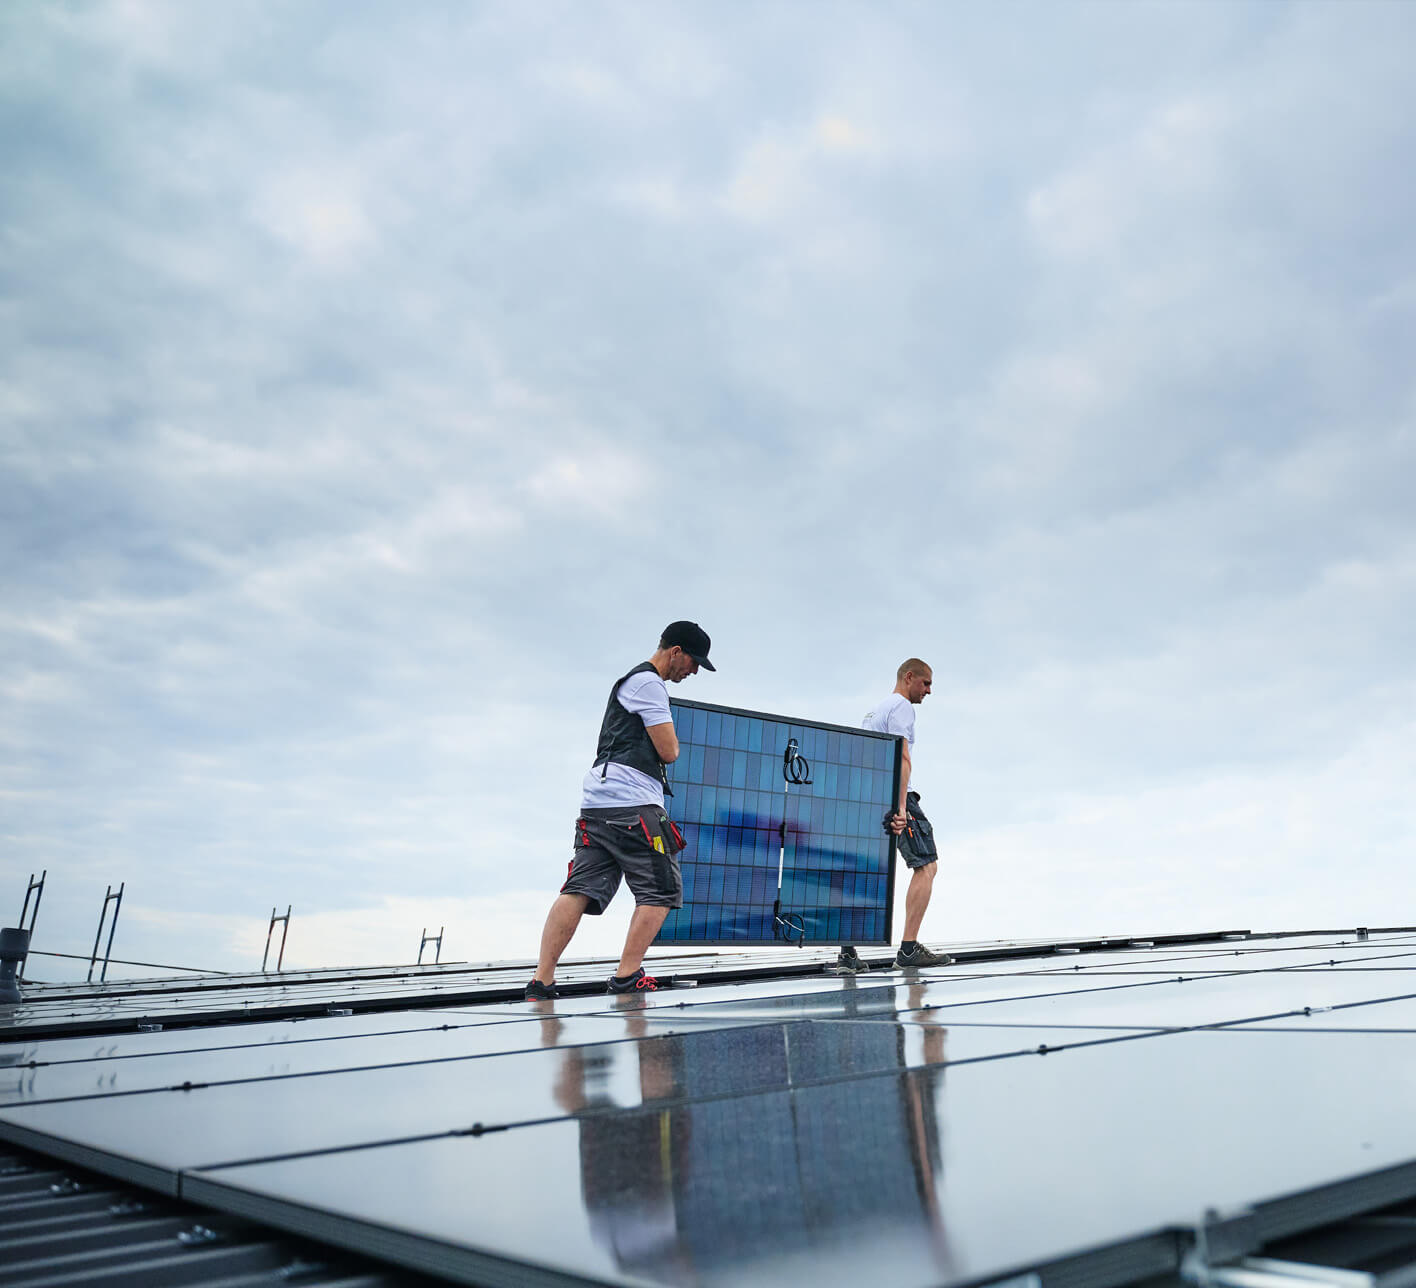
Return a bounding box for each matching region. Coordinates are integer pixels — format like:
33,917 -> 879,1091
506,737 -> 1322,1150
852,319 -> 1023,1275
0,669 -> 77,705
943,715 -> 1416,941
532,58 -> 632,111
3,1 -> 1414,979
226,891 -> 559,972
814,115 -> 873,155
722,111 -> 878,221
250,170 -> 377,269
1027,93 -> 1230,261
608,175 -> 692,221
524,446 -> 657,518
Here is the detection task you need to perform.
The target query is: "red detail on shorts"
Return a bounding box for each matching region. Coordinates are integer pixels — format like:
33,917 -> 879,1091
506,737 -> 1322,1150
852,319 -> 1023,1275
639,817 -> 654,845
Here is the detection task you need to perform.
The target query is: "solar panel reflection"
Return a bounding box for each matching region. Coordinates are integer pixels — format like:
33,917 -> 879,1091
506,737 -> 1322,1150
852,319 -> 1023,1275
657,700 -> 902,945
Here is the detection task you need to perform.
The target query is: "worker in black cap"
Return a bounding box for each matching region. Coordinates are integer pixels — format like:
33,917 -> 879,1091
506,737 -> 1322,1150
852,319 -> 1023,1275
525,621 -> 715,999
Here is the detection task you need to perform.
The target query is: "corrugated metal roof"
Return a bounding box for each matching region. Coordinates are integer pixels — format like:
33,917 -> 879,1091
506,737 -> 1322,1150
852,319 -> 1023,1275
0,1142 -> 431,1286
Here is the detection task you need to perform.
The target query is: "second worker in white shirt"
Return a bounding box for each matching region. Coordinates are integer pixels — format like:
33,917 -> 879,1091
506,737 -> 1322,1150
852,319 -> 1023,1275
835,657 -> 953,973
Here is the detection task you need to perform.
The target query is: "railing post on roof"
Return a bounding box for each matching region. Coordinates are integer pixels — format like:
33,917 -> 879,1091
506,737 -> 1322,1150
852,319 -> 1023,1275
16,871 -> 45,981
263,906 -> 292,973
19,870 -> 45,934
418,926 -> 444,965
86,883 -> 125,984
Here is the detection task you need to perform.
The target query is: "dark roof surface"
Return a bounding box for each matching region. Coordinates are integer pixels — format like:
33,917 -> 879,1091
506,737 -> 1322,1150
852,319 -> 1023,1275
5,929 -> 1416,1288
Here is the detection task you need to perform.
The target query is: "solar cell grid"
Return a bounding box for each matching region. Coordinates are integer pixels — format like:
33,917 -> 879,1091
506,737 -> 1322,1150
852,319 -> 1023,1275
658,700 -> 902,945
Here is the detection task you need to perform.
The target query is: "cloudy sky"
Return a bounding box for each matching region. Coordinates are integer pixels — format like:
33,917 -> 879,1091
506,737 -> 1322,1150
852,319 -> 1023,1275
3,1 -> 1413,978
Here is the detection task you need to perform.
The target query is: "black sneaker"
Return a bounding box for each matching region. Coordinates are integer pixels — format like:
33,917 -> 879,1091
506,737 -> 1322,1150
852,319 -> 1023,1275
828,946 -> 869,975
895,942 -> 954,969
607,968 -> 659,994
523,979 -> 559,1000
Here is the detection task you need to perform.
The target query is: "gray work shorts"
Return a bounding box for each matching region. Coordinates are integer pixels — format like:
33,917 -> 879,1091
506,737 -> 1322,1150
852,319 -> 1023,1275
897,794 -> 939,871
561,805 -> 684,914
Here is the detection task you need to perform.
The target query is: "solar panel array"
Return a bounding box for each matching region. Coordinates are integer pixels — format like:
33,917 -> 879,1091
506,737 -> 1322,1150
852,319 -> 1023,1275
5,932 -> 1416,1288
656,699 -> 902,945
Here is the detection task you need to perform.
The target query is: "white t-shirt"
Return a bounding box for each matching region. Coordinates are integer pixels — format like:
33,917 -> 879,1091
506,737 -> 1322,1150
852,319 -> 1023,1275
862,692 -> 915,747
580,668 -> 672,809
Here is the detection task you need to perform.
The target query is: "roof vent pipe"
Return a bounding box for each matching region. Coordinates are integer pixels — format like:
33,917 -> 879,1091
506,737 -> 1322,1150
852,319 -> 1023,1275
0,927 -> 29,1004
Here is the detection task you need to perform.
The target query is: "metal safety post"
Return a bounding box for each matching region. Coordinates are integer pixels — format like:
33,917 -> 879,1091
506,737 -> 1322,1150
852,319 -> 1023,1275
262,906 -> 291,972
86,883 -> 125,983
17,871 -> 45,981
418,927 -> 444,965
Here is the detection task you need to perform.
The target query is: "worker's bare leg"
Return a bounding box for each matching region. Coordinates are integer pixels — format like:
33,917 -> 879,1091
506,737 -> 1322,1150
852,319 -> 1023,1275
534,893 -> 589,985
616,904 -> 670,978
902,862 -> 936,943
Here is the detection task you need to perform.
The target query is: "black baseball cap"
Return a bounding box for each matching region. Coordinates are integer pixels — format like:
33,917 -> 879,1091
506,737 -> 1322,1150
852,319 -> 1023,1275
661,620 -> 716,671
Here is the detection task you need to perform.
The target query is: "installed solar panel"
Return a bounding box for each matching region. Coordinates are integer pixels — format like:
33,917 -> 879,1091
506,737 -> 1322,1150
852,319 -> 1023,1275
7,931 -> 1416,1288
174,1019 -> 1416,1288
655,699 -> 902,945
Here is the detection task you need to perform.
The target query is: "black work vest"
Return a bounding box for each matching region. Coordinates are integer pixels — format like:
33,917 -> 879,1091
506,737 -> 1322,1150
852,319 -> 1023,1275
592,662 -> 671,794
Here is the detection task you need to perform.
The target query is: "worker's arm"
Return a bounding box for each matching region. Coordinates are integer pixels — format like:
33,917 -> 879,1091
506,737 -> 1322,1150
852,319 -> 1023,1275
889,741 -> 911,833
647,720 -> 680,764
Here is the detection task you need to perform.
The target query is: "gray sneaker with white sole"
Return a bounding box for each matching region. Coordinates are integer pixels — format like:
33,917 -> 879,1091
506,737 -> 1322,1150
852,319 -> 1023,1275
894,942 -> 953,968
828,946 -> 869,974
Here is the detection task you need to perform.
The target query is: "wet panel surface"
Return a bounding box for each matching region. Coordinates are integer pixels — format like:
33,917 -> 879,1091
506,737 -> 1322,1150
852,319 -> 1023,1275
0,1006 -> 549,1068
0,1009 -> 790,1107
185,1027 -> 1416,1288
6,931 -> 1416,1287
648,973 -> 1184,1023
885,962 -> 1416,1028
1029,946 -> 1416,976
1232,993 -> 1416,1031
935,934 -> 1416,979
0,1019 -> 1172,1178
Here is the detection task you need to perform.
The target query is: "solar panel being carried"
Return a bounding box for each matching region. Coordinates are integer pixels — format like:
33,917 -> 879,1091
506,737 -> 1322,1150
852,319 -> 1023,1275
654,699 -> 902,946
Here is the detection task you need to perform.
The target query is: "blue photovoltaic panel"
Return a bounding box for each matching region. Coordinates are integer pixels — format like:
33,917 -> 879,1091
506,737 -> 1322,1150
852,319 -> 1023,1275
656,700 -> 902,945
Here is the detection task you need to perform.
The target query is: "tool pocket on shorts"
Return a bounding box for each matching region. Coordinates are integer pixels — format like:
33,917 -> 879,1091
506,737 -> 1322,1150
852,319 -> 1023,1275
661,814 -> 688,854
575,814 -> 643,853
634,812 -> 672,854
640,811 -> 686,855
901,801 -> 938,862
582,812 -> 661,849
